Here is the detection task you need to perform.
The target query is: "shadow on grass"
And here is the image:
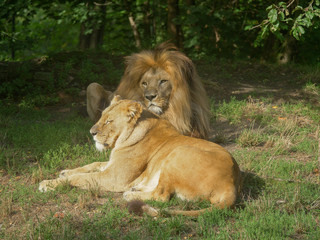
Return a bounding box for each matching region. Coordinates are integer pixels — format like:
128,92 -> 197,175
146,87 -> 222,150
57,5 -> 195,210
238,171 -> 266,207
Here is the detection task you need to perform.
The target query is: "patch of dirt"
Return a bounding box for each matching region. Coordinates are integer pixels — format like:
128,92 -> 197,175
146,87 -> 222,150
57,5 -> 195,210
2,180 -> 126,238
198,60 -> 319,104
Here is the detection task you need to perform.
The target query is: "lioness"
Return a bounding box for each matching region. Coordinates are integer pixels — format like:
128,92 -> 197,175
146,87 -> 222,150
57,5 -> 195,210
39,96 -> 241,216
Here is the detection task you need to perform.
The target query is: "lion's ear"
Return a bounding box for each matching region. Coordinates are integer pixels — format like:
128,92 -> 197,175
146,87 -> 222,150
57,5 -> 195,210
127,102 -> 143,122
111,95 -> 122,105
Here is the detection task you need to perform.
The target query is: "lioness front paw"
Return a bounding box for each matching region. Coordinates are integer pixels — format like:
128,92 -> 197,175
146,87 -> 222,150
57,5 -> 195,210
39,180 -> 56,192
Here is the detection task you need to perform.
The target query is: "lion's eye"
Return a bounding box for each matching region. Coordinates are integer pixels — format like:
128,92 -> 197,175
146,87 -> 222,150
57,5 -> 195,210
159,79 -> 168,85
142,82 -> 147,87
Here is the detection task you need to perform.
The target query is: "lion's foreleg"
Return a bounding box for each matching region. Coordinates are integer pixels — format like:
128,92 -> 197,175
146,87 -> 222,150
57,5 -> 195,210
59,162 -> 109,178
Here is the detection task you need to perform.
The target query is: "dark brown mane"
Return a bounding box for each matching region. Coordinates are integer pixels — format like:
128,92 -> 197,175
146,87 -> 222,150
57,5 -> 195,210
115,43 -> 210,138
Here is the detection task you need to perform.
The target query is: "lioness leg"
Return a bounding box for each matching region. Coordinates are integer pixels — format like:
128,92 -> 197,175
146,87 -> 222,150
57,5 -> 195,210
123,188 -> 171,202
124,176 -> 172,202
39,171 -> 128,193
59,161 -> 109,178
87,83 -> 113,122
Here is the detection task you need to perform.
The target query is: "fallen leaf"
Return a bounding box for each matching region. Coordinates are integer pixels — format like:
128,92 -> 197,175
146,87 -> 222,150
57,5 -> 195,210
278,117 -> 287,120
53,212 -> 65,219
312,169 -> 319,175
272,106 -> 278,109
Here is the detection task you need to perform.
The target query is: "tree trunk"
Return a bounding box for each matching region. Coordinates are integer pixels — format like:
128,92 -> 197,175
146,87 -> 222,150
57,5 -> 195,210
152,0 -> 157,42
167,0 -> 182,47
142,0 -> 151,42
277,35 -> 295,64
95,4 -> 106,48
124,0 -> 141,49
78,4 -> 106,50
11,13 -> 15,60
79,23 -> 90,49
128,15 -> 142,49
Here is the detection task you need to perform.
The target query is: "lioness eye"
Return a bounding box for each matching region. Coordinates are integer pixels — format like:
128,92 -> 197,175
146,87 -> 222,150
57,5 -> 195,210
159,79 -> 168,85
142,82 -> 147,87
105,120 -> 112,125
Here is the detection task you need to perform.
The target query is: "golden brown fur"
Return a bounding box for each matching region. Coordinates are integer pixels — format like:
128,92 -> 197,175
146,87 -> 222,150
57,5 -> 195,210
39,97 -> 241,216
87,43 -> 210,139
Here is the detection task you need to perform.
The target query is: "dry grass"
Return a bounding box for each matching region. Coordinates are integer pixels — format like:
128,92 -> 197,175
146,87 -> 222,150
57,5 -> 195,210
237,124 -> 265,147
0,193 -> 13,219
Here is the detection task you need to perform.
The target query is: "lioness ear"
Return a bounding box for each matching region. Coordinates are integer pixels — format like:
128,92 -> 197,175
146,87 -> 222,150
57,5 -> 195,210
127,102 -> 143,122
111,95 -> 122,105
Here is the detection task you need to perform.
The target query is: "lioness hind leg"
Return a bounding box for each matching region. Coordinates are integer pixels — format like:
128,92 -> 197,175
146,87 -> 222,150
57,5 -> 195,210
123,190 -> 171,202
124,182 -> 172,202
210,187 -> 238,209
59,162 -> 109,178
87,83 -> 113,122
123,191 -> 154,201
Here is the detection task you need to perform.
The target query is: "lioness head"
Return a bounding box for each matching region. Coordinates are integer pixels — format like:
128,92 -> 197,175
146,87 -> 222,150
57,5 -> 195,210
140,68 -> 172,115
90,96 -> 143,151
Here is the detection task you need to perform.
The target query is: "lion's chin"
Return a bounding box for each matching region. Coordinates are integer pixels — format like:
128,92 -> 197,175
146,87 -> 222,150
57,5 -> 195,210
95,142 -> 106,152
148,105 -> 163,115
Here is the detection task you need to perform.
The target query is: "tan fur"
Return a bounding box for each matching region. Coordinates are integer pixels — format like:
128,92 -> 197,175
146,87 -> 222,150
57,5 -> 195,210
87,83 -> 113,122
39,97 -> 241,216
87,43 -> 210,139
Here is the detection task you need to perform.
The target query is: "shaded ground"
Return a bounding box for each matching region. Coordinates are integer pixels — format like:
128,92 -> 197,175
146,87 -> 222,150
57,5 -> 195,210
198,60 -> 319,103
195,60 -> 320,146
36,57 -> 319,151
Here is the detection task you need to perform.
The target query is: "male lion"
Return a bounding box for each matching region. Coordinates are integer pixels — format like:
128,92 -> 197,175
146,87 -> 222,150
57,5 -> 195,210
39,96 -> 241,216
87,43 -> 210,139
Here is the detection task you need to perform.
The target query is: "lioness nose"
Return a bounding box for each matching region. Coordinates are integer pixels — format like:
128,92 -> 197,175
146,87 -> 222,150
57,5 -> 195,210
145,94 -> 157,101
90,126 -> 98,136
91,131 -> 97,136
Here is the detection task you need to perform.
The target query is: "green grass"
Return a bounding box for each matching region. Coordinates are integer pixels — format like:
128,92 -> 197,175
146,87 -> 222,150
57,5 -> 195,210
1,61 -> 320,239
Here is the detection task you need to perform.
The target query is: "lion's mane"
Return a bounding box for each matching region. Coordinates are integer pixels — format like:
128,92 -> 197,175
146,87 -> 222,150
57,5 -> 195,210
115,43 -> 210,139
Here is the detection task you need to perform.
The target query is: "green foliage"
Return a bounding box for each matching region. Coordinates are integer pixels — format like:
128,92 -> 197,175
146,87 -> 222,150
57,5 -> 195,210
0,0 -> 319,66
250,0 -> 320,43
0,51 -> 123,103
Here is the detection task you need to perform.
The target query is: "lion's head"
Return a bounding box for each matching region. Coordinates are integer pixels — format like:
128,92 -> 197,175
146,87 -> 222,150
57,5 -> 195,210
115,43 -> 210,139
90,96 -> 143,151
139,68 -> 172,115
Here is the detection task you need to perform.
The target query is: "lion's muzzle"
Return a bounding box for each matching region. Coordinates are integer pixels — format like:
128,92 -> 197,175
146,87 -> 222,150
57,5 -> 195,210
148,104 -> 163,115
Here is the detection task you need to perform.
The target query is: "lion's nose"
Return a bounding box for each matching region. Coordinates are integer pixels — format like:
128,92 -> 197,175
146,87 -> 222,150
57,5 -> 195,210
145,94 -> 157,101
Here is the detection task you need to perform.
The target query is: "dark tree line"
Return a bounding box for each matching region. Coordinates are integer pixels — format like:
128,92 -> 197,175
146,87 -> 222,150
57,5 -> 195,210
0,0 -> 319,63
